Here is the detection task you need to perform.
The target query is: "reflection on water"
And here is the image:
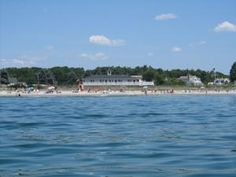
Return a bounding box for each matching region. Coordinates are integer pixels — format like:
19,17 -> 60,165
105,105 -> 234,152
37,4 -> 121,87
0,95 -> 236,177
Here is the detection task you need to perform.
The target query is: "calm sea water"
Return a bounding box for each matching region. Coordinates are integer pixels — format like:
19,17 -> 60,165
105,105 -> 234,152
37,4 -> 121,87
0,95 -> 236,177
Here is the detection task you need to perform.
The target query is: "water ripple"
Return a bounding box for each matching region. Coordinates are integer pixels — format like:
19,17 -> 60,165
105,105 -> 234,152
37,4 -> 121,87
0,95 -> 236,177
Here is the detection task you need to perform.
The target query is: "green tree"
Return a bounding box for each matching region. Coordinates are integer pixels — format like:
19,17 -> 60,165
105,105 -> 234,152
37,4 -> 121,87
230,62 -> 236,82
142,70 -> 155,81
3,66 -> 228,86
154,74 -> 165,85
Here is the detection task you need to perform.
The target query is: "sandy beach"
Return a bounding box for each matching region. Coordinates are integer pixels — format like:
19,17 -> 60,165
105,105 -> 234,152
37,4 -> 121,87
1,89 -> 236,97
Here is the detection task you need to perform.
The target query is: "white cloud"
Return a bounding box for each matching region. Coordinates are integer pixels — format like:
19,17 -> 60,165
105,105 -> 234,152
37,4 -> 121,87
0,58 -> 35,68
155,13 -> 177,21
171,47 -> 182,52
0,53 -> 49,68
89,35 -> 126,46
214,21 -> 236,32
80,52 -> 109,61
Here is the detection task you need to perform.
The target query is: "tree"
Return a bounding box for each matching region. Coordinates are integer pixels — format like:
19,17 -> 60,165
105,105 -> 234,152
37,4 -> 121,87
154,74 -> 165,85
66,71 -> 78,85
3,66 -> 228,86
142,70 -> 155,81
230,62 -> 236,82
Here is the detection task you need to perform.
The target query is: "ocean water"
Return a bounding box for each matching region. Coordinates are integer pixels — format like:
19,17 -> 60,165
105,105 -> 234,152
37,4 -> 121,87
0,95 -> 236,177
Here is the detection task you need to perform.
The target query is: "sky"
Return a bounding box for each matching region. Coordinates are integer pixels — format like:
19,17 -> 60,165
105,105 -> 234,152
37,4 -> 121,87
0,0 -> 236,74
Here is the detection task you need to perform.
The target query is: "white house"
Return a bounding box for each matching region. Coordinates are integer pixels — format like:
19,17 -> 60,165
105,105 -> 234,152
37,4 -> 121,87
82,73 -> 154,86
214,78 -> 230,86
178,75 -> 203,86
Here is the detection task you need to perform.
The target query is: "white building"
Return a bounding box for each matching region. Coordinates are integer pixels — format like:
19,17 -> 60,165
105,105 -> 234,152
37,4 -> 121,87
178,75 -> 203,86
82,74 -> 154,86
214,78 -> 230,86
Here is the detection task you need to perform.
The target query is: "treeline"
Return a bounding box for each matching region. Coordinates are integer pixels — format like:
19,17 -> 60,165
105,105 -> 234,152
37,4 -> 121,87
5,67 -> 84,85
4,65 -> 227,86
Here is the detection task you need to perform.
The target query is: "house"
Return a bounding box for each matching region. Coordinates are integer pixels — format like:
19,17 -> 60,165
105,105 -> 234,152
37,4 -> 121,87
178,75 -> 203,86
213,78 -> 230,86
82,71 -> 154,86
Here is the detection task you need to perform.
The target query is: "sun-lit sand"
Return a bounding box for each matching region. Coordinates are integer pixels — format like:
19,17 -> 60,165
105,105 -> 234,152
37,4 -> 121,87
1,88 -> 236,97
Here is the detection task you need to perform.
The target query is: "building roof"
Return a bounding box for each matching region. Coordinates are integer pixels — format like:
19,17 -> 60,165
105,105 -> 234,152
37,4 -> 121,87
84,75 -> 142,80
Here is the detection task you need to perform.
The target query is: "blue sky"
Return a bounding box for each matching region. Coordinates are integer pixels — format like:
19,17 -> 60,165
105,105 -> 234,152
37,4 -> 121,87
0,0 -> 236,74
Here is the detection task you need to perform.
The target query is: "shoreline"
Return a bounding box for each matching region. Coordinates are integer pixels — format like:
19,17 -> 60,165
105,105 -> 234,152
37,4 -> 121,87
1,89 -> 236,97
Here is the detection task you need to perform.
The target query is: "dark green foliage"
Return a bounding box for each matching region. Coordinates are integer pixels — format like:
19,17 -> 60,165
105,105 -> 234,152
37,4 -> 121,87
230,62 -> 236,82
4,66 -> 84,86
6,67 -> 41,84
3,65 -> 228,86
0,70 -> 10,84
143,70 -> 155,81
37,69 -> 56,85
154,74 -> 165,85
49,67 -> 84,85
